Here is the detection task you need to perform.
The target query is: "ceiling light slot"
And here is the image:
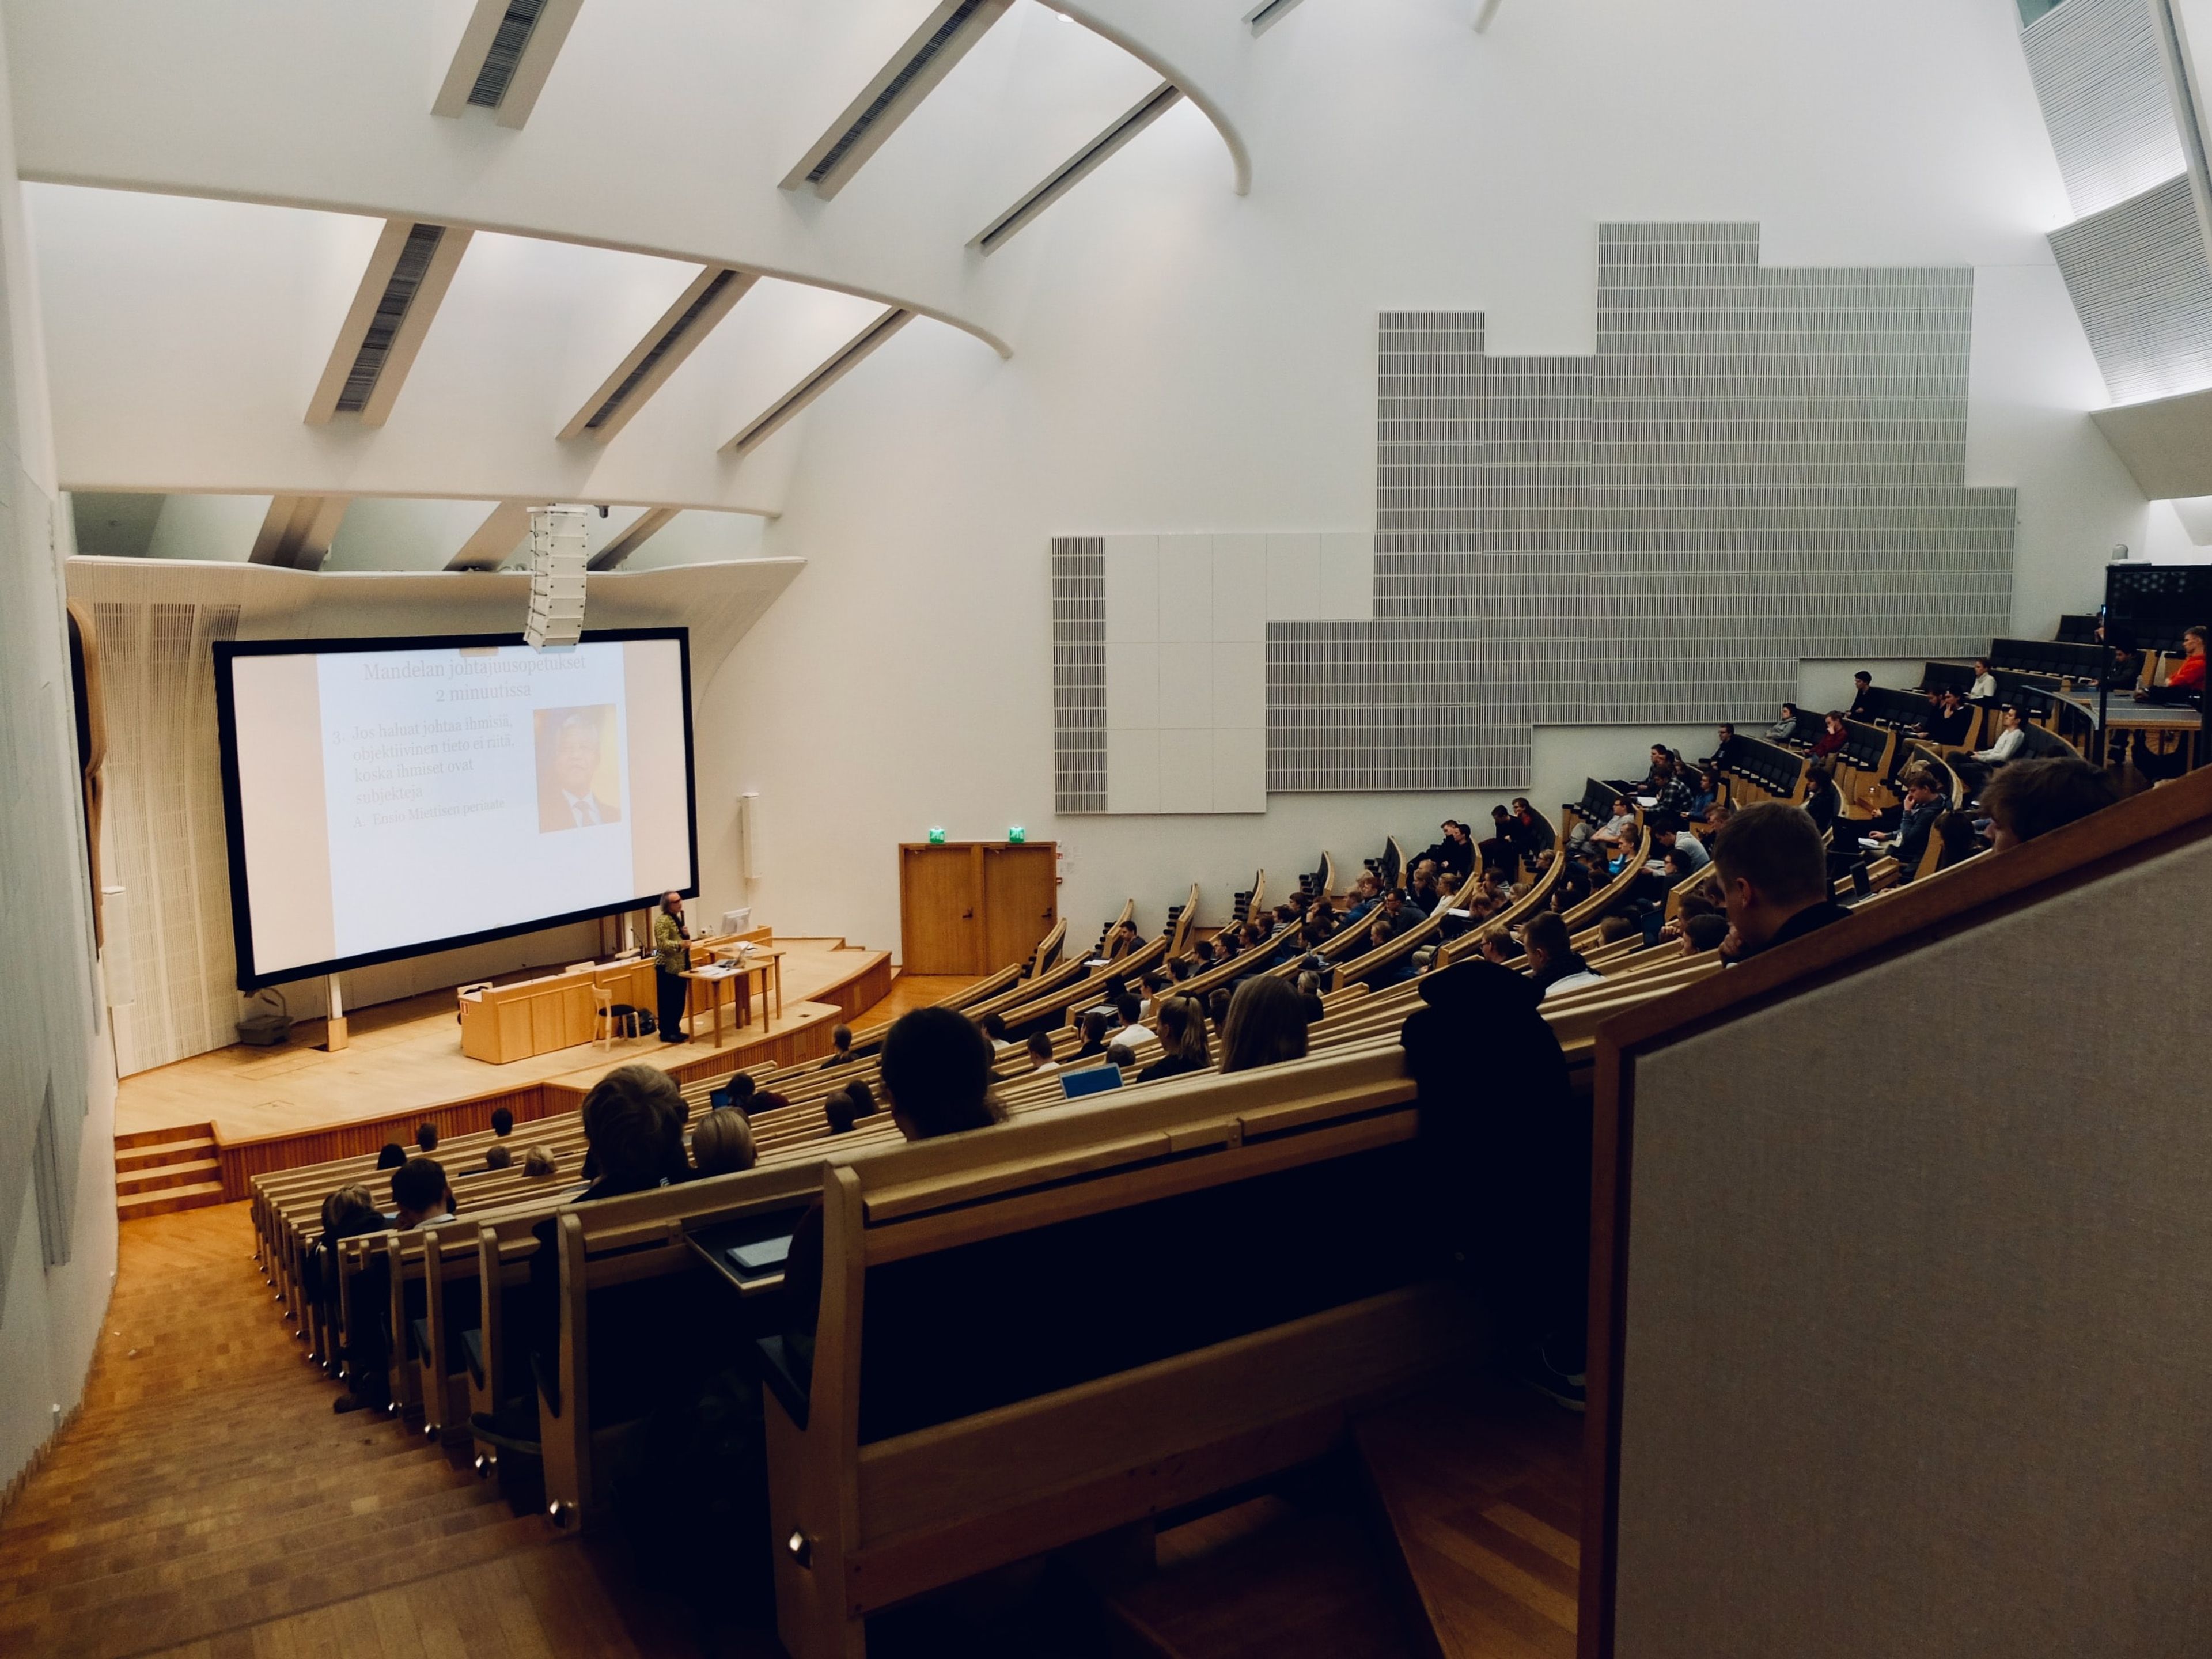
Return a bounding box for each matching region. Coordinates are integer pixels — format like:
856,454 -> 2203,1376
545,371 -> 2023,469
337,225 -> 446,415
585,270 -> 741,434
973,81 -> 1183,255
469,0 -> 547,106
1243,0 -> 1307,35
724,309 -> 915,457
782,0 -> 1014,200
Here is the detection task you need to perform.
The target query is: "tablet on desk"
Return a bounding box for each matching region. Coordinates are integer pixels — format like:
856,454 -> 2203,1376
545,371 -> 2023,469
725,1236 -> 792,1277
1637,796 -> 1658,809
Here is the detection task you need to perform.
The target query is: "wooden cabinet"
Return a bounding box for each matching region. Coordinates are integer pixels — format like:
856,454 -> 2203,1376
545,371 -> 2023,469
899,842 -> 1057,976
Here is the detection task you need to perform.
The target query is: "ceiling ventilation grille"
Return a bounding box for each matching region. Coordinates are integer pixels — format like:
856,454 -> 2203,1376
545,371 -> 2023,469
586,270 -> 741,433
336,224 -> 446,414
973,81 -> 1183,254
469,0 -> 547,107
724,309 -> 914,456
782,0 -> 1013,200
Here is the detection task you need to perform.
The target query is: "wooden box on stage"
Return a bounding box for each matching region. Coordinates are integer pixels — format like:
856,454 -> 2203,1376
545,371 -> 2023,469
458,959 -> 656,1065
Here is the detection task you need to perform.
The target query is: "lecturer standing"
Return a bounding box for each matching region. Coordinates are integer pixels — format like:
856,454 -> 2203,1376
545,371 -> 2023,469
654,891 -> 691,1044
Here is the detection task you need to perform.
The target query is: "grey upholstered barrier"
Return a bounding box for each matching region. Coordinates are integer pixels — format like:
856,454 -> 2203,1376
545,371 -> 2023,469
1593,800 -> 2212,1657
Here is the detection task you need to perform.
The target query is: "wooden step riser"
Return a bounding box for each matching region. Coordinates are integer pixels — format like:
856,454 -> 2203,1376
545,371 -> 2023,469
115,1141 -> 215,1173
112,1124 -> 214,1152
116,1185 -> 225,1221
116,1161 -> 221,1196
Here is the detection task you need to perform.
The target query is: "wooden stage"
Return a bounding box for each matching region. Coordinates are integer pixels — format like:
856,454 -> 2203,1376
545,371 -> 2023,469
118,938 -> 897,1194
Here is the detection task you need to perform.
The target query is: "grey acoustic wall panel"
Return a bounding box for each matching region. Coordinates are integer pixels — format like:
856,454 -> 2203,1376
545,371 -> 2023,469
1051,536 -> 1106,813
2021,0 -> 2187,218
2050,173 -> 2212,403
1057,223 -> 2016,811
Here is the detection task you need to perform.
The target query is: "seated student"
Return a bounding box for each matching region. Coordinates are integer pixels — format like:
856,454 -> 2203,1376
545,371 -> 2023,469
1953,703 -> 2027,797
471,1065 -> 694,1451
978,1010 -> 1010,1051
1166,955 -> 1195,984
2137,623 -> 2207,705
823,1089 -> 861,1136
1360,918 -> 1415,990
1710,800 -> 1849,963
522,1145 -> 559,1179
483,1145 -> 513,1172
1478,805 -> 1519,877
1978,756 -> 2121,850
1072,1007 -> 1112,1060
1139,995 -> 1212,1081
841,1078 -> 876,1120
689,1107 -> 757,1176
1112,991 -> 1153,1046
1649,814 -> 1709,873
1679,911 -> 1730,954
1339,872 -> 1382,925
782,1010 -> 1007,1357
1800,764 -> 1840,839
391,1157 -> 456,1230
376,1142 -> 407,1172
1694,798 -> 1733,844
1846,670 -> 1876,722
1809,711 -> 1849,761
1520,912 -> 1604,999
1415,819 -> 1475,885
1869,763 -> 1946,878
1105,1041 -> 1138,1073
1969,657 -> 1998,702
490,1107 -> 514,1139
1589,796 -> 1638,853
1684,764 -> 1721,824
1138,971 -> 1171,1020
1206,986 -> 1234,1039
1025,1029 -> 1059,1072
1399,958 -> 1588,1407
1702,724 -> 1737,770
1918,685 -> 1974,746
1643,752 -> 1697,819
312,1185 -> 390,1412
1407,860 -> 1445,918
1767,701 -> 1803,743
1103,919 -> 1141,961
818,1024 -> 857,1068
1633,743 -> 1674,794
1218,976 -> 1312,1073
415,1122 -> 440,1154
1508,797 -> 1555,861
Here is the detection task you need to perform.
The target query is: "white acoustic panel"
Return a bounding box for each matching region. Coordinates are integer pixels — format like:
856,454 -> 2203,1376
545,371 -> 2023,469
1265,532 -> 1321,621
1210,535 -> 1268,641
1156,535 -> 1214,643
1105,726 -> 1158,815
1156,728 -> 1215,815
1211,728 -> 1267,814
1158,641 -> 1214,729
1211,642 -> 1267,730
1103,642 -> 1160,729
1101,534 -> 1158,644
2020,0 -> 2188,219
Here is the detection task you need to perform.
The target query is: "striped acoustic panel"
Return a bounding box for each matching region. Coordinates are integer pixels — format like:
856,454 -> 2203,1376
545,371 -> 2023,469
1056,223 -> 2015,810
2049,173 -> 2212,404
1051,537 -> 1107,813
2020,0 -> 2187,219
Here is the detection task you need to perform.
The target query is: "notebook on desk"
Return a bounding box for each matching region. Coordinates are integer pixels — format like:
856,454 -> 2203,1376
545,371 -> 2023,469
1061,1065 -> 1123,1101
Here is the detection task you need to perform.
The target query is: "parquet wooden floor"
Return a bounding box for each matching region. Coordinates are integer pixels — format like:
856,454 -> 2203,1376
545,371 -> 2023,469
0,1205 -> 710,1659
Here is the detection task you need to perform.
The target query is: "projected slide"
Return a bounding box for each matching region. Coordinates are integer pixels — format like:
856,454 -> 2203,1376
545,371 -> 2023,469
216,631 -> 695,986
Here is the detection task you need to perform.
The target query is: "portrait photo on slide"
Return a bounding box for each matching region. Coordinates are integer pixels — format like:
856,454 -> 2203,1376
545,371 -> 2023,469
535,703 -> 623,832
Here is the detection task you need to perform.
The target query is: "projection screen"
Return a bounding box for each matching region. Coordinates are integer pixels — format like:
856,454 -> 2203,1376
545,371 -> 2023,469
214,630 -> 697,988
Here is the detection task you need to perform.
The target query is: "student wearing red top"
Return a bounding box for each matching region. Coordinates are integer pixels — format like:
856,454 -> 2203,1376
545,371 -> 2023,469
2139,625 -> 2206,703
1809,711 -> 1849,760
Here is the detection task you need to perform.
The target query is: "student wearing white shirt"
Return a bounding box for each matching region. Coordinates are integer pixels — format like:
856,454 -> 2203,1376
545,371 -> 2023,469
1025,1030 -> 1058,1073
1111,991 -> 1153,1048
1955,704 -> 2025,798
1968,658 -> 1998,702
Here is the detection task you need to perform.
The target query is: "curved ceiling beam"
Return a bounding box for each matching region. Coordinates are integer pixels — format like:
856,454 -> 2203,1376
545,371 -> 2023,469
1057,1 -> 1253,195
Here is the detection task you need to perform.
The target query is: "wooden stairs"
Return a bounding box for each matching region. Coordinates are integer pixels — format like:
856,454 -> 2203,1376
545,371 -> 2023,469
1093,1380 -> 1583,1659
115,1122 -> 225,1219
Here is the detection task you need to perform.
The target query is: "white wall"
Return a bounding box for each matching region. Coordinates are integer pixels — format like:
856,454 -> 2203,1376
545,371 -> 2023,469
0,1 -> 118,1502
143,490 -> 267,562
690,0 -> 2160,952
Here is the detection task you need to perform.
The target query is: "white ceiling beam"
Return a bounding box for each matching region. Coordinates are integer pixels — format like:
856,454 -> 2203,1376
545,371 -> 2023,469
971,81 -> 1182,255
721,308 -> 914,457
781,0 -> 1014,201
445,499 -> 537,571
432,0 -> 587,128
248,494 -> 350,569
558,267 -> 758,444
305,219 -> 474,427
585,506 -> 680,571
